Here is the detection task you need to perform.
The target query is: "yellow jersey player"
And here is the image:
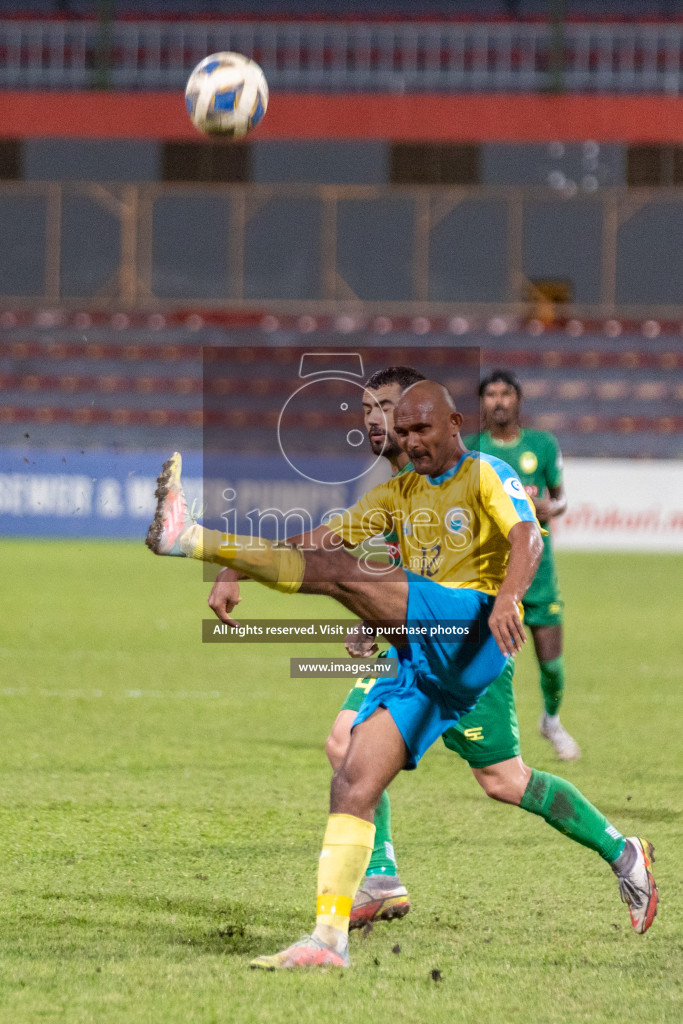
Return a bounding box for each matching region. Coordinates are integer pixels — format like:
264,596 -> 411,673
147,380 -> 658,969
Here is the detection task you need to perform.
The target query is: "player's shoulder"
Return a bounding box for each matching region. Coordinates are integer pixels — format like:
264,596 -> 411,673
469,452 -> 530,512
474,450 -> 521,483
379,466 -> 420,501
523,428 -> 559,449
389,465 -> 419,488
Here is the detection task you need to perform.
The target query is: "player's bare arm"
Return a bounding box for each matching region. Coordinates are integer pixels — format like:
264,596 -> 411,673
488,520 -> 543,657
532,482 -> 567,523
208,567 -> 245,625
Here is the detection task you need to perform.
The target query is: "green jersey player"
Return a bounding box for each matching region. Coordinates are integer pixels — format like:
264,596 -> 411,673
463,369 -> 580,761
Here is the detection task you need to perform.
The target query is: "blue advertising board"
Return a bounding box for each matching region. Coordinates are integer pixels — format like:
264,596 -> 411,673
0,449 -> 388,538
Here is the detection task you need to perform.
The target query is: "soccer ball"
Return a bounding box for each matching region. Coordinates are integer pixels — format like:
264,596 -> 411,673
185,52 -> 268,137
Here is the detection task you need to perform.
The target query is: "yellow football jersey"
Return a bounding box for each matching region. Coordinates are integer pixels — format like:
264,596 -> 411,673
327,452 -> 543,595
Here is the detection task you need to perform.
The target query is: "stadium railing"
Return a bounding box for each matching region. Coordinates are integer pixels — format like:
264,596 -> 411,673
0,18 -> 682,93
2,181 -> 683,320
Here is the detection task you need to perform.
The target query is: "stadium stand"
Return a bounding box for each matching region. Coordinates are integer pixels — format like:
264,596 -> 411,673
1,313 -> 681,458
0,5 -> 680,465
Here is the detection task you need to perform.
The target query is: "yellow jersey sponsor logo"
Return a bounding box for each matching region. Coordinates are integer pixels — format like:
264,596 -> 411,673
520,451 -> 538,474
464,726 -> 484,742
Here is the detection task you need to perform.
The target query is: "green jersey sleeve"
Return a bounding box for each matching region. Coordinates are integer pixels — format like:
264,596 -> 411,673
543,433 -> 564,490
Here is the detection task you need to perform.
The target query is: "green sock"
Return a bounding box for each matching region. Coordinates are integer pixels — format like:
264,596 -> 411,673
366,790 -> 398,876
540,655 -> 565,716
520,770 -> 626,864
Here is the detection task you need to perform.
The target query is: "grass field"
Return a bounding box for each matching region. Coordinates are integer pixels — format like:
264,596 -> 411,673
0,540 -> 681,1024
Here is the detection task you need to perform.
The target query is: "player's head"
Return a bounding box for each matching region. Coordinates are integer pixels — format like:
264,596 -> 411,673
479,369 -> 522,430
362,366 -> 426,459
393,380 -> 463,476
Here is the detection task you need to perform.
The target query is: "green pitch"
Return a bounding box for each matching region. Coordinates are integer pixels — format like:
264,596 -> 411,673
0,540 -> 680,1024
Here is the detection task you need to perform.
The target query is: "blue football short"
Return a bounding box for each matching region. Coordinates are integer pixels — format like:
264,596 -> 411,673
352,573 -> 507,769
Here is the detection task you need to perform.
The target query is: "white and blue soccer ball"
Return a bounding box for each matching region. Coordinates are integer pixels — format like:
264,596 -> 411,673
185,52 -> 268,137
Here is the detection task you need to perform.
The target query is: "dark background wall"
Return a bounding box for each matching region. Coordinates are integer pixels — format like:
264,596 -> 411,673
1,137 -> 681,309
1,2 -> 682,17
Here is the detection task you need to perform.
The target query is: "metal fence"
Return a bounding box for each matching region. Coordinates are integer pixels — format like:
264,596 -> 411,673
2,181 -> 683,318
1,19 -> 683,93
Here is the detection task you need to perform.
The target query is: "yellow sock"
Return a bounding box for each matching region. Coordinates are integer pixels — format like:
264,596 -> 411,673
180,525 -> 304,594
316,814 -> 375,937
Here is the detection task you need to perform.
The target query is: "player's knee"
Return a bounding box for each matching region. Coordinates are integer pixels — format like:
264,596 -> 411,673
329,765 -> 353,810
325,731 -> 347,771
330,764 -> 356,803
475,768 -> 526,805
326,711 -> 354,771
533,625 -> 563,662
481,778 -> 517,804
324,732 -> 335,767
330,765 -> 376,817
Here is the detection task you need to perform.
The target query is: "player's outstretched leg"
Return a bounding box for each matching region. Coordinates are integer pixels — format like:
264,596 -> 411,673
146,452 -> 308,592
147,454 -> 412,635
611,837 -> 658,934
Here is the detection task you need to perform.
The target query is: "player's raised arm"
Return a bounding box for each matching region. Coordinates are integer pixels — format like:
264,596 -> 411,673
488,520 -> 543,657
